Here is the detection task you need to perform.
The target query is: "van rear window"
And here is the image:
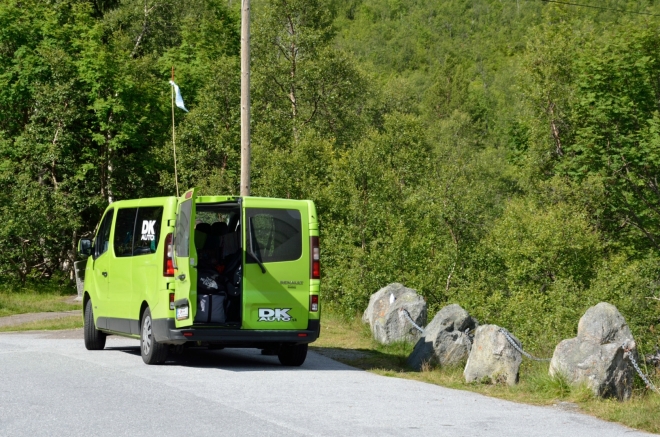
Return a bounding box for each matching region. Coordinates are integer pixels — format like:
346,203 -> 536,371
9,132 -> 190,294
114,209 -> 137,257
246,208 -> 302,263
113,207 -> 163,257
175,199 -> 192,257
134,207 -> 163,256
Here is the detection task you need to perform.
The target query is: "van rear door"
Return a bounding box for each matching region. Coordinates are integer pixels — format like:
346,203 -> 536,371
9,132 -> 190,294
241,199 -> 309,330
173,188 -> 197,328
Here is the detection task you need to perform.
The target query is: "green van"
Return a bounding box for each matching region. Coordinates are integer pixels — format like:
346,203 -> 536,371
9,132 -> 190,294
78,189 -> 321,366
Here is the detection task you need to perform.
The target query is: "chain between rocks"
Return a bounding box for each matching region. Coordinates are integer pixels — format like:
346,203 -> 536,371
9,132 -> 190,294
399,308 -> 658,393
623,344 -> 660,394
498,328 -> 552,362
398,308 -> 425,334
399,308 -> 475,343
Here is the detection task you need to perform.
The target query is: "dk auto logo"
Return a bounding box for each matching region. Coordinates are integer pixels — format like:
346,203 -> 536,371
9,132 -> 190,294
258,308 -> 294,322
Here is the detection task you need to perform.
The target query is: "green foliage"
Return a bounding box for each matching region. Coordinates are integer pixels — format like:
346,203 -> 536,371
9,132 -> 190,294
251,0 -> 367,148
486,198 -> 601,292
587,253 -> 660,352
321,114 -> 434,312
563,26 -> 660,250
461,211 -> 598,348
0,0 -> 239,282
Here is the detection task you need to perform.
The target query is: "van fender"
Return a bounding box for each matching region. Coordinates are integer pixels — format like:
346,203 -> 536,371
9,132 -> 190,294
82,292 -> 91,318
82,291 -> 104,329
138,301 -> 150,326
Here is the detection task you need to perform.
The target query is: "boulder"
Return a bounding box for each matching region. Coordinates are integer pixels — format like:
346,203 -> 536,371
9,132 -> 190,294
362,283 -> 427,344
549,302 -> 637,400
463,325 -> 522,385
407,304 -> 478,370
646,347 -> 660,370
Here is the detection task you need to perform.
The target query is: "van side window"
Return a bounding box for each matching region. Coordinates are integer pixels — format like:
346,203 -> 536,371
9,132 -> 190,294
114,208 -> 137,257
134,207 -> 164,256
247,208 -> 302,263
175,200 -> 192,257
94,209 -> 114,259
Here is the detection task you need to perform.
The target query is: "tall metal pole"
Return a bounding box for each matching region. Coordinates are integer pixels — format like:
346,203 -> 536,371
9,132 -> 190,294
240,0 -> 251,196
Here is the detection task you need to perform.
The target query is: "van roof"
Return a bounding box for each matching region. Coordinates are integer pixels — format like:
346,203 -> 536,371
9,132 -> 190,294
107,196 -> 177,208
104,195 -> 312,209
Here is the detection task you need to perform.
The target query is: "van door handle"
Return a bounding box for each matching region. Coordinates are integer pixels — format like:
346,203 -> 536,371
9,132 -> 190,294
102,271 -> 108,277
177,274 -> 186,281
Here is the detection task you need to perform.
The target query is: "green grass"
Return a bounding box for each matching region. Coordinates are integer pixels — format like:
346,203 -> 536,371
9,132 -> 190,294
312,312 -> 660,434
0,284 -> 81,317
0,316 -> 83,332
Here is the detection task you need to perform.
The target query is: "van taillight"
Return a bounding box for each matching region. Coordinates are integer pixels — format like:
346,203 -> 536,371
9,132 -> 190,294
311,236 -> 320,279
310,295 -> 319,312
164,233 -> 175,277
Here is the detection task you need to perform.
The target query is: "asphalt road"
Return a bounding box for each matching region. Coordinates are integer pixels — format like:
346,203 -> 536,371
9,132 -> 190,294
0,330 -> 653,437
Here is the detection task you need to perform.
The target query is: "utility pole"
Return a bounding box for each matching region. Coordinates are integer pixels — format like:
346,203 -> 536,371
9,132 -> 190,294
240,0 -> 251,196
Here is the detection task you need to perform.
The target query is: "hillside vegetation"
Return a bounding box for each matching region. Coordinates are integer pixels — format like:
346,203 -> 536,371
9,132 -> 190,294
1,0 -> 660,352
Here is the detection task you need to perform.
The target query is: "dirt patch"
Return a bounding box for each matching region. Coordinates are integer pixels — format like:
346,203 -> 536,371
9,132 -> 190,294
311,347 -> 370,362
553,401 -> 580,412
60,295 -> 82,304
3,328 -> 85,339
0,310 -> 82,328
39,328 -> 84,339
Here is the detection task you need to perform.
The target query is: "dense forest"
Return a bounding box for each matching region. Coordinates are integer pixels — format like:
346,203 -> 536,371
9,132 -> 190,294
2,0 -> 660,351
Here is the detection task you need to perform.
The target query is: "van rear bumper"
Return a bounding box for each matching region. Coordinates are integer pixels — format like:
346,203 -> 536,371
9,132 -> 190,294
152,318 -> 321,346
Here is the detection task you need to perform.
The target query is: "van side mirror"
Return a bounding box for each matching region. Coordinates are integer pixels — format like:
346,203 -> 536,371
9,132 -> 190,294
78,239 -> 92,257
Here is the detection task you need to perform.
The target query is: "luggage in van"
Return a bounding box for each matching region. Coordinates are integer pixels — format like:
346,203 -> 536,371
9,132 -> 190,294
226,265 -> 242,297
198,269 -> 222,294
194,294 -> 226,323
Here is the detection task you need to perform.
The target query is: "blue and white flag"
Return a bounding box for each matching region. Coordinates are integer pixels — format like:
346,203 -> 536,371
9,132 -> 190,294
169,80 -> 189,112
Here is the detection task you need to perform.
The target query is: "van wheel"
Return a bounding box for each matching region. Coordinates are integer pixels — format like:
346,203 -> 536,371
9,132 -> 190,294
277,343 -> 308,366
141,308 -> 168,365
84,299 -> 106,350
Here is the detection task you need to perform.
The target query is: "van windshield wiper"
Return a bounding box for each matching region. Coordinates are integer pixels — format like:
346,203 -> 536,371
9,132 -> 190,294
247,218 -> 267,274
247,249 -> 267,274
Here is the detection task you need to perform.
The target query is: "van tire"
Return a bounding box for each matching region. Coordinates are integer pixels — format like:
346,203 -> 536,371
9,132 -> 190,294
277,343 -> 308,366
140,308 -> 168,365
84,299 -> 106,350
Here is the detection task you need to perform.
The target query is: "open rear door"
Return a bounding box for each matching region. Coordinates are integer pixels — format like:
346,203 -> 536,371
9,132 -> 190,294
241,198 -> 310,331
173,188 -> 197,328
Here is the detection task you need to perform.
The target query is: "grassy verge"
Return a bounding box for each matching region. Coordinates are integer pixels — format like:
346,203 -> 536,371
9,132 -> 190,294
0,287 -> 81,317
312,313 -> 660,434
0,316 -> 83,332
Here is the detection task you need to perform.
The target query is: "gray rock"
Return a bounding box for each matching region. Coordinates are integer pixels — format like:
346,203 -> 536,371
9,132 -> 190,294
646,346 -> 660,369
407,304 -> 478,371
362,283 -> 427,344
549,302 -> 637,400
463,325 -> 522,385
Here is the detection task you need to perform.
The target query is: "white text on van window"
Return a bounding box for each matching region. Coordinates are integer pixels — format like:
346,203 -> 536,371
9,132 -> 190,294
141,220 -> 156,241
